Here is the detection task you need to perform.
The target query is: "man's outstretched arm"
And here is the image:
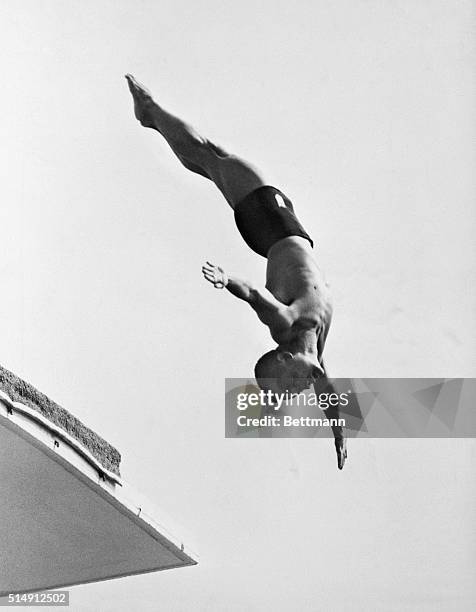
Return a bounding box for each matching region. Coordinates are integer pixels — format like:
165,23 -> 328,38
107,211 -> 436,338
201,262 -> 293,335
313,372 -> 348,470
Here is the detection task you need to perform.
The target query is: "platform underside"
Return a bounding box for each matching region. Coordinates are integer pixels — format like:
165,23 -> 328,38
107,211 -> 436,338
0,382 -> 196,595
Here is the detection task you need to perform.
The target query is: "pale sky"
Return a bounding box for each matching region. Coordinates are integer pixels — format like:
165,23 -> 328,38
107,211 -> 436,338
1,1 -> 475,610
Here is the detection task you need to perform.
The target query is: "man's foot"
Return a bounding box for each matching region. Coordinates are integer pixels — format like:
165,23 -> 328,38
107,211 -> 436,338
335,437 -> 347,470
125,74 -> 159,129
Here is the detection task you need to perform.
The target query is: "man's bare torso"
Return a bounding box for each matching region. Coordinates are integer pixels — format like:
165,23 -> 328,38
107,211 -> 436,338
266,237 -> 333,354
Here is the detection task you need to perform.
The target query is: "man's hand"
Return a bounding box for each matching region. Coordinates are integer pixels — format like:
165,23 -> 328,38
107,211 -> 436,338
201,261 -> 228,289
335,437 -> 347,470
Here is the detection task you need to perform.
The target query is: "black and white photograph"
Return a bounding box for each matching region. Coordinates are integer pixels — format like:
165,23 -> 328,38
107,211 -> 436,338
1,1 -> 475,610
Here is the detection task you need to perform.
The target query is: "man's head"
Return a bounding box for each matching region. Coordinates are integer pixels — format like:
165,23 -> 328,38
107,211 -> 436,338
254,348 -> 324,394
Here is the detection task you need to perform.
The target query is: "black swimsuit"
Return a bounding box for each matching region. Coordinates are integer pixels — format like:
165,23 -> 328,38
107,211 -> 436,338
233,186 -> 314,258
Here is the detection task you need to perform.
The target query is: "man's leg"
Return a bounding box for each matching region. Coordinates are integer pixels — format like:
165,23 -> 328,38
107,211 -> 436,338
126,75 -> 266,208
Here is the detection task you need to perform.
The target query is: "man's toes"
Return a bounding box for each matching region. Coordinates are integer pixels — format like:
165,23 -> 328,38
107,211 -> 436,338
125,74 -> 140,89
125,74 -> 138,91
125,76 -> 157,127
125,75 -> 136,94
125,74 -> 151,99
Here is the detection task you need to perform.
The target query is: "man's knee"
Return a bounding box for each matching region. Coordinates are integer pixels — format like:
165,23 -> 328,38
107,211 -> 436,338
187,140 -> 230,179
177,139 -> 229,183
206,140 -> 229,159
181,138 -> 265,206
184,138 -> 227,167
178,155 -> 211,179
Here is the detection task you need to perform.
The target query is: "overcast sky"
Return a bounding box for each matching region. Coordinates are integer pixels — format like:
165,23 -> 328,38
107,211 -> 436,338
1,1 -> 475,610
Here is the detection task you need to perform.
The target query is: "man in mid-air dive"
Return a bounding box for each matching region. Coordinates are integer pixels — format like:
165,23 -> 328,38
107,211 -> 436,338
126,74 -> 347,469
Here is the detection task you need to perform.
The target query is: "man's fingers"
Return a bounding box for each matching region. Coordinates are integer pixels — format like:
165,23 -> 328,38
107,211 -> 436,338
201,269 -> 216,279
337,449 -> 344,470
334,438 -> 346,470
202,262 -> 227,289
336,439 -> 347,470
201,270 -> 216,283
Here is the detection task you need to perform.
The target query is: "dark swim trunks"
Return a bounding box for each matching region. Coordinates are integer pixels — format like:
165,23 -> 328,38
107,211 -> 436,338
233,185 -> 314,258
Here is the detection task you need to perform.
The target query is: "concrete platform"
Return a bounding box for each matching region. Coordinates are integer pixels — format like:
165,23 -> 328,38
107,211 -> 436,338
0,366 -> 197,595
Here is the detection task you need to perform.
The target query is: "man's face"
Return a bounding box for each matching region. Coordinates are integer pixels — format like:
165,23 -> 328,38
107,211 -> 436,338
276,352 -> 324,393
